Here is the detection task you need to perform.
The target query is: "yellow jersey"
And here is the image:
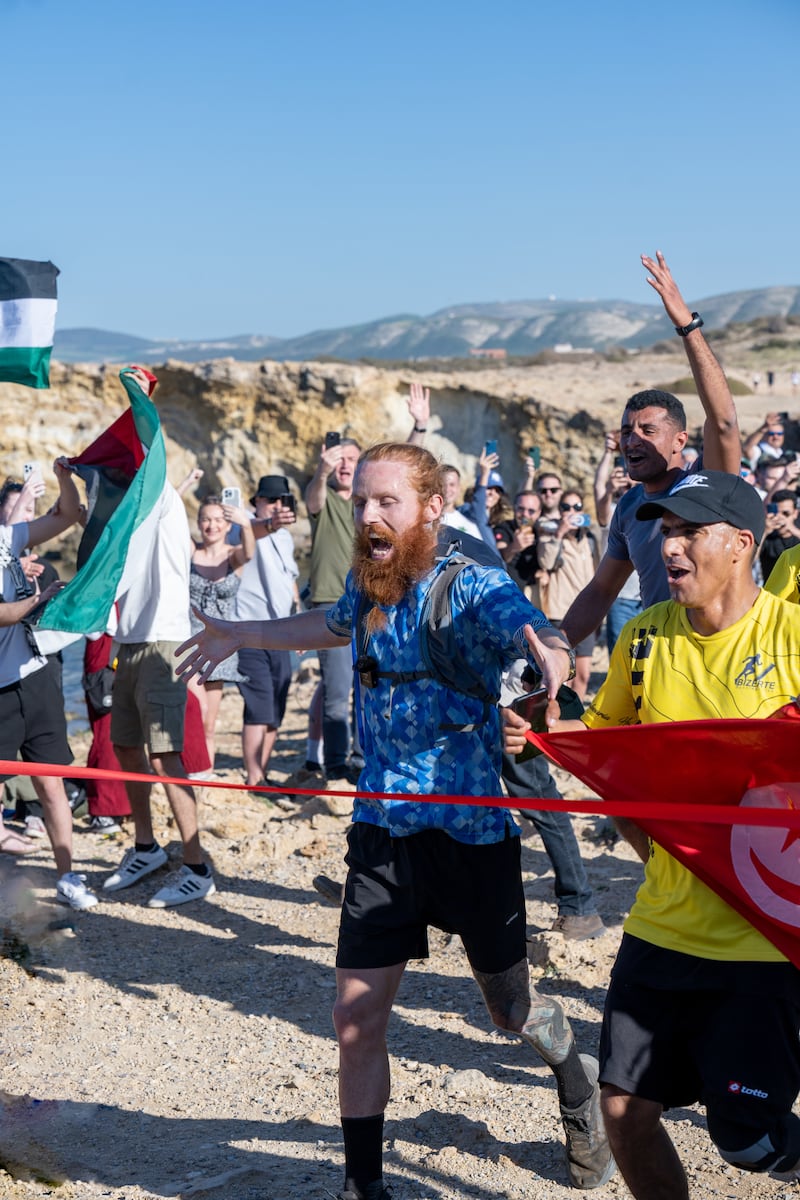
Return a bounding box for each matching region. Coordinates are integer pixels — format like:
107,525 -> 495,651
765,543 -> 800,605
584,589 -> 800,962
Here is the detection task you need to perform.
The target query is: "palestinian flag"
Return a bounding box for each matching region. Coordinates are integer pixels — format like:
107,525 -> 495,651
528,713 -> 800,966
0,258 -> 59,388
38,366 -> 166,635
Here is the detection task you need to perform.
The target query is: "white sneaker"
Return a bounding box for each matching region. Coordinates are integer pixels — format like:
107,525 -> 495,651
148,866 -> 216,908
25,815 -> 47,838
103,845 -> 168,891
56,872 -> 99,910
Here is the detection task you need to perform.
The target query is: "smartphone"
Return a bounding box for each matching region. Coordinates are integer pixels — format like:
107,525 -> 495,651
485,440 -> 498,456
528,446 -> 541,470
510,683 -> 585,731
221,486 -> 241,508
571,513 -> 592,528
510,686 -> 550,728
325,431 -> 341,450
23,461 -> 41,481
279,492 -> 296,513
614,455 -> 625,469
767,503 -> 779,515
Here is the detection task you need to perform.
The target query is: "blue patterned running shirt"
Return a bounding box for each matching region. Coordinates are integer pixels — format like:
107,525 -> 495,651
325,556 -> 552,844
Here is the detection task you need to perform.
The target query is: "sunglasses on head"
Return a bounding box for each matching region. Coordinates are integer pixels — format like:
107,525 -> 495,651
560,501 -> 583,511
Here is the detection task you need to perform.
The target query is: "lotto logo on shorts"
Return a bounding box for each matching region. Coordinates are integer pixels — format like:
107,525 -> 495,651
728,1080 -> 769,1099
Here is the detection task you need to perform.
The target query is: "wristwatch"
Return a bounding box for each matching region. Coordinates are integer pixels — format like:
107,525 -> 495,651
675,312 -> 704,337
561,645 -> 576,681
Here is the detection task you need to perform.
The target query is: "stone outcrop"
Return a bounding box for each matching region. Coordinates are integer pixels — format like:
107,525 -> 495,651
0,347 -> 730,576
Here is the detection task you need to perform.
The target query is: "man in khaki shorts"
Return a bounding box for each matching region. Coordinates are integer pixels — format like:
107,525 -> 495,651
104,479 -> 215,907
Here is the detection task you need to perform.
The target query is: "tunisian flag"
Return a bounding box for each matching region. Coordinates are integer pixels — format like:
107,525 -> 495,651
527,714 -> 800,967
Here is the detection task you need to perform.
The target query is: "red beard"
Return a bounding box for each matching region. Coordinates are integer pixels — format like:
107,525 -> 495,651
352,522 -> 438,615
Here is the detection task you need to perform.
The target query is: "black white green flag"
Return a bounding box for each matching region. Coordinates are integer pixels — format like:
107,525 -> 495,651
0,257 -> 59,388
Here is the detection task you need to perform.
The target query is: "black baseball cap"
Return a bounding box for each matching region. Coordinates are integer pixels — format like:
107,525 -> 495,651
636,470 -> 765,541
251,474 -> 290,504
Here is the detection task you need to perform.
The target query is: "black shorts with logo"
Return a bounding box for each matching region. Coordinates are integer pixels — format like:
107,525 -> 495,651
336,821 -> 527,974
600,934 -> 800,1130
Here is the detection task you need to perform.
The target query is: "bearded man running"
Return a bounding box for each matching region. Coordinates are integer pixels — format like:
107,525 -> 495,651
177,442 -> 615,1199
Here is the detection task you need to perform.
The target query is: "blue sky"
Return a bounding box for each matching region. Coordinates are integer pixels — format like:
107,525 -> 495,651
2,0 -> 797,340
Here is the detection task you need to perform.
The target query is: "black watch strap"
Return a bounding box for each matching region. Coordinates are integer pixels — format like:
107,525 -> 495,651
675,312 -> 704,337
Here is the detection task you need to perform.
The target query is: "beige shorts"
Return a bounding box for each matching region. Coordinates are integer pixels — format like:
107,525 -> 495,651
110,641 -> 186,756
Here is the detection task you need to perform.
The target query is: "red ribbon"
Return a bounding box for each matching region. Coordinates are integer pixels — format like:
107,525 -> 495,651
5,757 -> 799,829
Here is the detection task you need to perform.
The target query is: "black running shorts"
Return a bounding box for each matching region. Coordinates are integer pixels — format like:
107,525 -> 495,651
336,821 -> 527,974
600,934 -> 800,1129
0,658 -> 72,779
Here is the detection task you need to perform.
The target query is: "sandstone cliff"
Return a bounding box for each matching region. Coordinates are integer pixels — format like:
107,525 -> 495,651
0,348 -> 772,576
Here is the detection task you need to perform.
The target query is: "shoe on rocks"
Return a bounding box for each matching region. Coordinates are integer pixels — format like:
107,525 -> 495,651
56,872 -> 99,910
103,844 -> 168,891
312,874 -> 345,906
147,865 -> 216,908
24,815 -> 47,839
560,1053 -> 616,1189
86,815 -> 122,835
551,912 -> 606,940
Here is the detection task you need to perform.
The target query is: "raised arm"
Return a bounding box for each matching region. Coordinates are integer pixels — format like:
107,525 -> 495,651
176,467 -> 204,497
225,504 -> 257,567
594,432 -> 618,527
406,381 -> 430,445
642,251 -> 741,473
26,460 -> 82,545
304,443 -> 342,515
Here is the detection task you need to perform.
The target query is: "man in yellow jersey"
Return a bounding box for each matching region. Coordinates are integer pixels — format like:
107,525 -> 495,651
764,541 -> 800,604
504,470 -> 800,1198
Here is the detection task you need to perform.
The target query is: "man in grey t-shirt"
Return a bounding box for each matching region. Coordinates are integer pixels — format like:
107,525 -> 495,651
561,251 -> 743,644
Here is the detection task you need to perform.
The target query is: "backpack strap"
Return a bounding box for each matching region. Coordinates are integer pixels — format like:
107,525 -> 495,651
352,555 -> 499,731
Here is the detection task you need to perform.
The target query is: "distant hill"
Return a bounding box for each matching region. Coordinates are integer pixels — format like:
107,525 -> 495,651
53,287 -> 800,364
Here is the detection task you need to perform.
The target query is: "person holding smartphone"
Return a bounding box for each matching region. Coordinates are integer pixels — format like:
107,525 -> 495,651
759,489 -> 800,581
593,433 -> 642,655
234,475 -> 300,791
536,490 -> 599,699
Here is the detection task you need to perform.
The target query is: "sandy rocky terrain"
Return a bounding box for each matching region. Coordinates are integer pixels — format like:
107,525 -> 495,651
0,362 -> 798,1200
0,651 -> 797,1200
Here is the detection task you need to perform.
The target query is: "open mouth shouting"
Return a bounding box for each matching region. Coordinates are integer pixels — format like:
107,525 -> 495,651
666,562 -> 691,587
367,530 -> 395,560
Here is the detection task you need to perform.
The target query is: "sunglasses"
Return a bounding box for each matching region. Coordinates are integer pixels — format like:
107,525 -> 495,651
766,430 -> 784,436
538,486 -> 561,494
560,502 -> 583,511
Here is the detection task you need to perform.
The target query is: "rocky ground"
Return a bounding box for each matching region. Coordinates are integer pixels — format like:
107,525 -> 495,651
0,656 -> 797,1200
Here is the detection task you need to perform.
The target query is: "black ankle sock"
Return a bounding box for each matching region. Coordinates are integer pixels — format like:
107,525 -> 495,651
135,841 -> 159,853
185,862 -> 210,876
342,1113 -> 384,1196
554,1044 -> 594,1109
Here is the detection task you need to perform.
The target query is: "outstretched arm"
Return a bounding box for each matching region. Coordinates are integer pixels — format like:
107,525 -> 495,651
175,606 -> 348,685
642,251 -> 740,473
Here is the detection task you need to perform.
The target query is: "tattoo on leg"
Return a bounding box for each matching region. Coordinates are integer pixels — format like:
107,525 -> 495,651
472,959 -> 533,1032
